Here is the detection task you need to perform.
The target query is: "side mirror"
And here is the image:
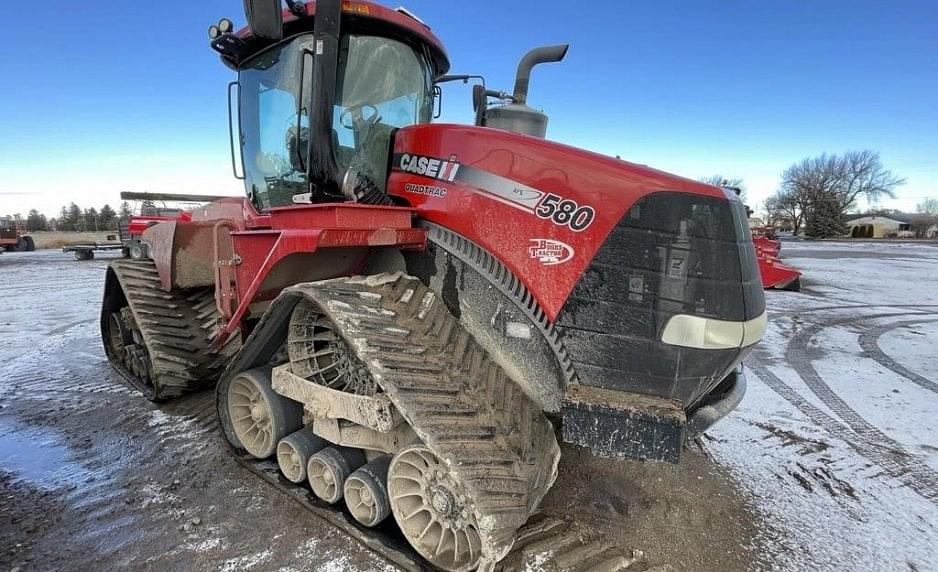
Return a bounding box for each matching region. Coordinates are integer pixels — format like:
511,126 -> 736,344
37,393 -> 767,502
432,85 -> 442,119
243,0 -> 283,40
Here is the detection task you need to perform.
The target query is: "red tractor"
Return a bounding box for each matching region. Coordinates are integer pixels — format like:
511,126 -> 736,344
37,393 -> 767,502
117,192 -> 234,259
99,1 -> 766,569
749,219 -> 802,291
0,217 -> 35,252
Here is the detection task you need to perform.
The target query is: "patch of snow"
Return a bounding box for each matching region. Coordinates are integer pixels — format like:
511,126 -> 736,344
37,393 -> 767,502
138,482 -> 182,508
220,548 -> 274,571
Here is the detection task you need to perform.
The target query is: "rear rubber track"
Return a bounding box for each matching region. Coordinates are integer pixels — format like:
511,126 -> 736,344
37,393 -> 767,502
107,259 -> 238,400
287,273 -> 560,568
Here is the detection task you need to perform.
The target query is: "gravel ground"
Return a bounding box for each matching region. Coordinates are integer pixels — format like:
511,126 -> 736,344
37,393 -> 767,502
1,242 -> 935,571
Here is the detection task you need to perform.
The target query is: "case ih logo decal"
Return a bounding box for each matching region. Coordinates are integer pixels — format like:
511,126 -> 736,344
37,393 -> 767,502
393,152 -> 595,231
398,153 -> 460,181
529,239 -> 574,265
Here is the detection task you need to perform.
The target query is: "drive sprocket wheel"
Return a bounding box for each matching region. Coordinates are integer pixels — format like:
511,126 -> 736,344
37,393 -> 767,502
389,445 -> 482,571
288,300 -> 378,395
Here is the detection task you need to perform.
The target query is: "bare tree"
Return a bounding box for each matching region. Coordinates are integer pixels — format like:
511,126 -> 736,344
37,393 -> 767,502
836,150 -> 904,211
765,188 -> 806,234
779,150 -> 904,237
911,198 -> 938,238
917,198 -> 938,215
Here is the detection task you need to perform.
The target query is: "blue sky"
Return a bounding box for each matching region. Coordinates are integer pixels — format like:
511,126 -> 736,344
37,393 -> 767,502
1,0 -> 936,217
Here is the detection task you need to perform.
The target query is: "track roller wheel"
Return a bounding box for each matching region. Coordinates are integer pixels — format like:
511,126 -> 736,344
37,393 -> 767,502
388,444 -> 482,572
344,456 -> 391,527
307,447 -> 365,504
276,428 -> 327,484
224,368 -> 303,459
106,312 -> 132,357
128,241 -> 147,260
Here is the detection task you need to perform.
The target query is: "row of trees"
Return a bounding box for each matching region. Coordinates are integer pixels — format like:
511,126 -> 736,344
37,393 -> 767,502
764,150 -> 905,238
7,202 -> 134,232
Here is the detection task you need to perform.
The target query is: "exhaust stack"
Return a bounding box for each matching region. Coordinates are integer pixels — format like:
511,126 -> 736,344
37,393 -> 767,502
512,44 -> 569,105
484,44 -> 569,138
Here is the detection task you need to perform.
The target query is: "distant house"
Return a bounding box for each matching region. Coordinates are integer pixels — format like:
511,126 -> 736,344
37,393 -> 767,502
845,214 -> 915,238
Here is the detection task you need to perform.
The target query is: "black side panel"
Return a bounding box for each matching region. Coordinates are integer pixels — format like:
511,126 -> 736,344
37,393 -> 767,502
556,191 -> 764,408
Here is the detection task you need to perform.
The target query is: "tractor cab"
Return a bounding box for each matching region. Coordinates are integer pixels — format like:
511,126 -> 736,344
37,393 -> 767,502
211,1 -> 448,211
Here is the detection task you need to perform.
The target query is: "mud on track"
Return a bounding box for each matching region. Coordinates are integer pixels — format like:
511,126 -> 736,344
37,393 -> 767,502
1,250 -> 761,571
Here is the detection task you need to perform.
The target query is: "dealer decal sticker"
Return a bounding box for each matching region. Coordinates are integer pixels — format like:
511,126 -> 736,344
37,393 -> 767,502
529,239 -> 574,265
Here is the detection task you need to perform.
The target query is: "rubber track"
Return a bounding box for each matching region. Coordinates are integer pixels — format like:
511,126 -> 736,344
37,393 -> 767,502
109,259 -> 238,399
286,274 -> 561,568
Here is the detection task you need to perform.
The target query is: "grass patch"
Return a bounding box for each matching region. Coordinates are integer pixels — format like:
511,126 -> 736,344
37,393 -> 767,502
30,231 -> 120,249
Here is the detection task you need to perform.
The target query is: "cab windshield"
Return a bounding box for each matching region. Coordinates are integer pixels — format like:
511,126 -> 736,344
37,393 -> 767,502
238,33 -> 433,210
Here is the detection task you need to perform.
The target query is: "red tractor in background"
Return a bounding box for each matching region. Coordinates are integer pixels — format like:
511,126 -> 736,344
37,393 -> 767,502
0,217 -> 35,252
749,218 -> 802,291
117,192 -> 234,259
98,1 -> 767,569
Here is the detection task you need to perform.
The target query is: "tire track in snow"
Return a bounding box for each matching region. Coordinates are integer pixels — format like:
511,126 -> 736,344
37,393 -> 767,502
857,319 -> 938,394
784,312 -> 935,455
746,358 -> 938,504
768,303 -> 938,319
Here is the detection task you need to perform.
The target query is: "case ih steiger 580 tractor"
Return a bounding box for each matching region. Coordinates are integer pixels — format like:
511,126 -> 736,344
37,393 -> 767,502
99,1 -> 766,569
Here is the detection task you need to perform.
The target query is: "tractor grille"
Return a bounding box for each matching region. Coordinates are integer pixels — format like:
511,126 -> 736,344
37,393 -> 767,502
555,191 -> 764,408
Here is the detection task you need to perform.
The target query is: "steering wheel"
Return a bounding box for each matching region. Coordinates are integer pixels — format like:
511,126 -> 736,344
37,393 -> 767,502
339,104 -> 382,132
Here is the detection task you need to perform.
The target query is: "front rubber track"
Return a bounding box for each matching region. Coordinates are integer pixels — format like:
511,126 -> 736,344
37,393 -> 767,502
278,273 -> 561,569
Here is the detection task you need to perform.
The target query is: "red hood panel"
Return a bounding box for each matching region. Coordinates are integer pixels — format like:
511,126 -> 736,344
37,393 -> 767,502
389,123 -> 728,320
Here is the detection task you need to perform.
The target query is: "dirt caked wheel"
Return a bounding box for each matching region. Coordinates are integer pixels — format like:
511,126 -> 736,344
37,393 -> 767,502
307,447 -> 365,504
344,457 -> 392,528
389,445 -> 483,571
106,312 -> 132,357
225,368 -> 303,459
277,429 -> 327,483
128,241 -> 147,260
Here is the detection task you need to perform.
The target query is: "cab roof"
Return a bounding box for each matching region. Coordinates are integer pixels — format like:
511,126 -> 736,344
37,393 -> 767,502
221,1 -> 450,77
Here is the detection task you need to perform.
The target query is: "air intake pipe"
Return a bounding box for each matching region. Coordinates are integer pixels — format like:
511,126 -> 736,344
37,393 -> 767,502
484,44 -> 569,138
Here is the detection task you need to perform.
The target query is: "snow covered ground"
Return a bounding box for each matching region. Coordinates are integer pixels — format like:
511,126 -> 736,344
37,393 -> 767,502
709,240 -> 938,571
2,242 -> 936,571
